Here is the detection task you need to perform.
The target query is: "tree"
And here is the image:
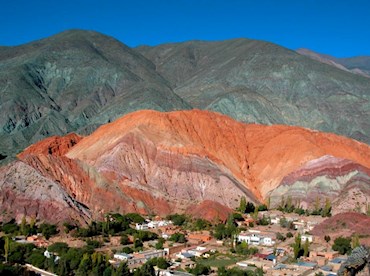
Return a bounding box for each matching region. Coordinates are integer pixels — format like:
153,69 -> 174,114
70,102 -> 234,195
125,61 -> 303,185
29,217 -> 36,233
4,236 -> 9,263
20,216 -> 27,236
77,253 -> 92,276
26,250 -> 46,268
155,238 -> 165,250
190,264 -> 211,275
115,261 -> 131,276
321,198 -> 332,217
286,232 -> 294,238
193,218 -> 211,230
48,242 -> 69,255
352,234 -> 360,249
258,204 -> 268,211
292,234 -> 302,259
332,237 -> 352,255
139,262 -> 155,276
38,223 -> 58,239
324,235 -> 331,243
276,233 -> 286,241
120,234 -> 130,245
169,233 -> 186,243
238,196 -> 247,213
167,214 -> 187,226
303,239 -> 310,257
245,202 -> 255,214
133,239 -> 143,250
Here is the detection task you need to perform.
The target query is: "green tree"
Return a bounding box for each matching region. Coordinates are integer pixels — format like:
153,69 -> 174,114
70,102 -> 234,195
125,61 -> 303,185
303,239 -> 310,257
332,237 -> 352,255
351,234 -> 360,249
155,237 -> 165,250
238,196 -> 247,213
321,198 -> 332,217
48,242 -> 69,255
139,262 -> 155,276
292,234 -> 302,259
167,214 -> 187,226
193,218 -> 211,230
20,216 -> 27,236
276,232 -> 286,241
77,253 -> 92,276
169,233 -> 186,243
133,239 -> 143,250
26,250 -> 46,268
38,223 -> 58,239
120,234 -> 130,245
190,264 -> 210,275
245,202 -> 255,214
115,261 -> 131,276
4,236 -> 9,263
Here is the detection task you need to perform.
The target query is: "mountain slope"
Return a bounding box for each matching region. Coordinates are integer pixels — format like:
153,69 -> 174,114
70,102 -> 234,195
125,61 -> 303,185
296,48 -> 370,77
0,30 -> 191,163
7,110 -> 369,223
137,39 -> 370,144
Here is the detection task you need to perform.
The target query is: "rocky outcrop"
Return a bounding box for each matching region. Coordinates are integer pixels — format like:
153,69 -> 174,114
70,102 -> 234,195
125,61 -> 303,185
0,161 -> 91,224
312,212 -> 370,238
269,155 -> 370,211
7,110 -> 370,222
186,200 -> 233,223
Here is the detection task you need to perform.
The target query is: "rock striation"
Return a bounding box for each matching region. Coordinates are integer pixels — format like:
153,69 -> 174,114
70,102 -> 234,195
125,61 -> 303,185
269,155 -> 370,211
7,109 -> 368,223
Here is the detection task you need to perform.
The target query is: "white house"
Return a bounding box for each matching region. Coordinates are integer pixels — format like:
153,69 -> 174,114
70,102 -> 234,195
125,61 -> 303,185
136,223 -> 149,230
301,234 -> 313,243
114,253 -> 132,261
238,232 -> 275,246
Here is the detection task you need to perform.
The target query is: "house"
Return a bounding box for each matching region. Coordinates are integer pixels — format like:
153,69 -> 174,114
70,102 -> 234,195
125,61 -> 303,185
26,235 -> 49,247
238,231 -> 275,246
187,232 -> 212,243
186,245 -> 211,258
114,253 -> 132,261
164,243 -> 188,255
301,234 -> 313,243
133,249 -> 166,260
136,223 -> 149,230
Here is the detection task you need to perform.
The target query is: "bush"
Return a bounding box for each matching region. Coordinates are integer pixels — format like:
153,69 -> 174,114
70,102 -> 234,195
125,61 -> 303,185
332,237 -> 352,255
120,234 -> 131,245
48,242 -> 69,255
166,214 -> 187,226
169,233 -> 186,243
38,223 -> 58,239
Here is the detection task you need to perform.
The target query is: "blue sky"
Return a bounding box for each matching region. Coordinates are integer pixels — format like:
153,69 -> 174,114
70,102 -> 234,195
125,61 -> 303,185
1,0 -> 369,57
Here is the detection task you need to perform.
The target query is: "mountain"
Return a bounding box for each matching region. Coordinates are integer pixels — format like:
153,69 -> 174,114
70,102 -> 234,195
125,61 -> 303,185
0,30 -> 190,163
3,110 -> 368,223
2,30 -> 370,165
137,39 -> 370,144
296,48 -> 370,77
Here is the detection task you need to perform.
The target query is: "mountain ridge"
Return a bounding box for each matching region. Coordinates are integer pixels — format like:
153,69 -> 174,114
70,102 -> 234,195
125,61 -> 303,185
4,109 -> 367,223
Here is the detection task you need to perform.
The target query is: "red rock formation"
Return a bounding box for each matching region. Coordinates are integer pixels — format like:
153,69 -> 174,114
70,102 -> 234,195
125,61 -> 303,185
186,200 -> 233,223
312,212 -> 370,238
12,110 -> 370,222
0,161 -> 90,225
67,110 -> 370,199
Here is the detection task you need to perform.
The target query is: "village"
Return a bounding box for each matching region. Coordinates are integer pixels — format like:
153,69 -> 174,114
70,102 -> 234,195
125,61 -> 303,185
1,200 -> 358,276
